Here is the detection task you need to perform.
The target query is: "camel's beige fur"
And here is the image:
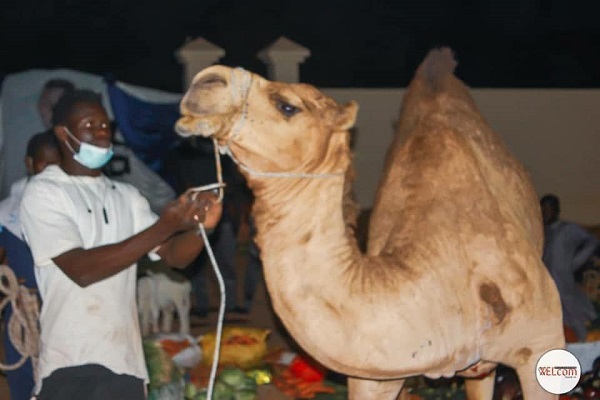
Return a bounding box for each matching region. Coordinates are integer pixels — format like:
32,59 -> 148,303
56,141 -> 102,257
176,48 -> 564,399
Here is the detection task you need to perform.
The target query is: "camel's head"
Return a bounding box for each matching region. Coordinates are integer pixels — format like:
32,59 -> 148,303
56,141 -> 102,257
176,66 -> 358,179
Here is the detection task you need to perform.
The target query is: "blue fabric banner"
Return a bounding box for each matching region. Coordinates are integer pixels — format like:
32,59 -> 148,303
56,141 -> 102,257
106,81 -> 181,177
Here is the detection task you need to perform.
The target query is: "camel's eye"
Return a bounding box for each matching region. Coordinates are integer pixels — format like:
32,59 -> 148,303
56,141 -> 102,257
275,100 -> 300,118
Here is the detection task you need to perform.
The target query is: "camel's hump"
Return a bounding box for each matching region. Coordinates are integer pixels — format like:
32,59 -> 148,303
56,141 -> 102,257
416,47 -> 457,92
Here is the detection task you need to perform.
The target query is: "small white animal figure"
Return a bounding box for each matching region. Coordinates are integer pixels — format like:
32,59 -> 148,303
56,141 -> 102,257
137,271 -> 192,336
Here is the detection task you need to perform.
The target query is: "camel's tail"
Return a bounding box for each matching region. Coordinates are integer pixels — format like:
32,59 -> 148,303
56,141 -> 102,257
415,47 -> 458,92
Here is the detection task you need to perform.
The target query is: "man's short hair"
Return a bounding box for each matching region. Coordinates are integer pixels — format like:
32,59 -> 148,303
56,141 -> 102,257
540,193 -> 561,214
51,89 -> 103,127
26,131 -> 59,158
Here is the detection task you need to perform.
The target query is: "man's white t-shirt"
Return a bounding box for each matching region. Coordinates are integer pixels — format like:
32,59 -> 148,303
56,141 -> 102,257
20,165 -> 159,392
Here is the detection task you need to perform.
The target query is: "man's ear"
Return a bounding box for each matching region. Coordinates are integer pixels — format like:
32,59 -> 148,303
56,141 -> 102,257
54,125 -> 67,143
25,156 -> 34,175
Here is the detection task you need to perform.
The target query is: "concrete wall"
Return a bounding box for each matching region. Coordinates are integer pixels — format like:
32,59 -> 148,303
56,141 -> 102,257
322,88 -> 600,225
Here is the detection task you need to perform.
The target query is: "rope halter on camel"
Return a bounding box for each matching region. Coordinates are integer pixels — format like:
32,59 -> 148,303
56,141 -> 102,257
214,67 -> 345,180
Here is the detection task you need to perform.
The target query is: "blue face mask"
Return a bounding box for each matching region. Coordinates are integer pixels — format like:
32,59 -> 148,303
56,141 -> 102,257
65,128 -> 114,169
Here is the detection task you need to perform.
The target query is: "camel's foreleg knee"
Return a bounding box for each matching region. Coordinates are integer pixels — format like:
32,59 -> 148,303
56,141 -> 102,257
464,370 -> 496,400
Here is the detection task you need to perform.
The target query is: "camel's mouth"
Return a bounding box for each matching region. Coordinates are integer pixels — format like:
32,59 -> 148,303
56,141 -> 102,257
175,115 -> 204,137
175,114 -> 222,139
176,66 -> 252,146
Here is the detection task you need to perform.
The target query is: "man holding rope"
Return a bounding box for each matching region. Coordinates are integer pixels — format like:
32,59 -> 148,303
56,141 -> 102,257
20,89 -> 222,399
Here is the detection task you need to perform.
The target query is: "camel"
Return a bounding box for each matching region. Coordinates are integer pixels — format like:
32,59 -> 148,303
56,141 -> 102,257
175,48 -> 565,399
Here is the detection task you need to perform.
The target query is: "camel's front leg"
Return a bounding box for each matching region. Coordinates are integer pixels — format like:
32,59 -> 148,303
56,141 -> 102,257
506,328 -> 563,399
347,377 -> 404,400
463,371 -> 496,400
515,361 -> 558,400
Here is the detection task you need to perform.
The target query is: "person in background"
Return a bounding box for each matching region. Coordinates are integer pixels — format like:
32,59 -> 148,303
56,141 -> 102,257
541,193 -> 600,342
0,78 -> 73,197
20,89 -> 222,399
0,131 -> 61,400
37,79 -> 76,131
236,213 -> 264,314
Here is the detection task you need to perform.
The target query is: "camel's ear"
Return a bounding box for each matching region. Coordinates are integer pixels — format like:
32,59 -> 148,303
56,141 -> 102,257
334,101 -> 358,131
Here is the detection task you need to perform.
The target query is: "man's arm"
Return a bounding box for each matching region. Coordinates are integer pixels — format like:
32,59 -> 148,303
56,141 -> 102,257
572,224 -> 600,268
53,219 -> 174,287
53,193 -> 222,287
157,196 -> 222,268
157,229 -> 204,269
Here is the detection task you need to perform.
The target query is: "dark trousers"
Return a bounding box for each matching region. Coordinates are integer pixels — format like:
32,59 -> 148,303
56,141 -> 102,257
35,364 -> 145,400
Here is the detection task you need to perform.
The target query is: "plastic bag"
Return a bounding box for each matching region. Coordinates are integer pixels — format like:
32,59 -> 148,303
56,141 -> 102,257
199,326 -> 270,369
157,332 -> 202,368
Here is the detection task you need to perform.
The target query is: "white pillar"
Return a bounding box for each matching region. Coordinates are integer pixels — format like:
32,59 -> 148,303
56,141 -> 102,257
257,36 -> 311,83
175,37 -> 226,89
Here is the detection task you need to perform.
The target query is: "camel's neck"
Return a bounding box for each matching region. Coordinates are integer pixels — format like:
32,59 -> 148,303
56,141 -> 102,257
252,174 -> 359,290
249,174 -> 363,362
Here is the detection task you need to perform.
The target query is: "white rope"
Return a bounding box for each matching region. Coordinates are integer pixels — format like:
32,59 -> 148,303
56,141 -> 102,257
185,182 -> 227,204
227,67 -> 252,145
183,181 -> 226,400
0,264 -> 40,383
197,223 -> 225,400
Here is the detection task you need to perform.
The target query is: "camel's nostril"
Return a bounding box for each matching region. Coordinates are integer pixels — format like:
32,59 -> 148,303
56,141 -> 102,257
196,73 -> 227,89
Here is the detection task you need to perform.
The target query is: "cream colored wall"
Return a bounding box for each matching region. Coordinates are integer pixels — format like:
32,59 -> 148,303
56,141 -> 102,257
323,88 -> 600,225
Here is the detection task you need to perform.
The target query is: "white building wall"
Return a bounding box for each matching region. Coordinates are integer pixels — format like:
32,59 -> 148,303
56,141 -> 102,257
323,88 -> 600,225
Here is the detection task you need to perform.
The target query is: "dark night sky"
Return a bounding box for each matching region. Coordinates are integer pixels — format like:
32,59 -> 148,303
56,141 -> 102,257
1,0 -> 599,93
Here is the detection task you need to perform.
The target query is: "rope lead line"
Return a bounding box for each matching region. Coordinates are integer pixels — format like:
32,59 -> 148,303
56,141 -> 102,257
197,224 -> 226,400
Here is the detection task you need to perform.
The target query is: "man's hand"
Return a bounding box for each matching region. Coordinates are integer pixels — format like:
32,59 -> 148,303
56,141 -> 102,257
159,191 -> 223,234
199,192 -> 223,230
153,191 -> 223,269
